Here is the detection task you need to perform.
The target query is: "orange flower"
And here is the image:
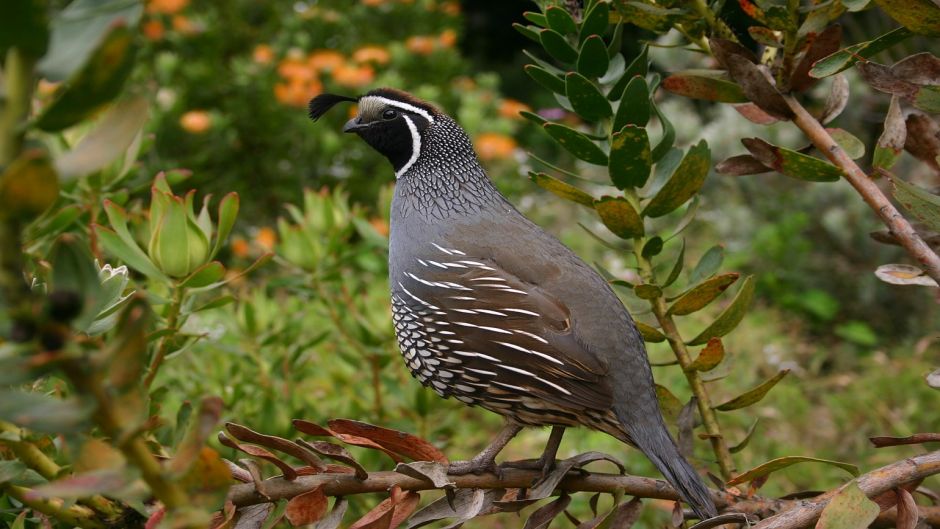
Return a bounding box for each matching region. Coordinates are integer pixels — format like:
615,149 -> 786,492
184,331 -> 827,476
171,14 -> 197,34
142,19 -> 165,41
274,78 -> 323,108
307,50 -> 345,72
499,99 -> 531,120
352,45 -> 391,65
369,218 -> 390,237
332,63 -> 374,88
37,79 -> 60,97
231,237 -> 250,258
179,110 -> 212,133
147,0 -> 188,14
278,56 -> 315,82
254,227 -> 277,252
253,44 -> 274,65
405,35 -> 436,55
439,29 -> 457,48
475,132 -> 517,161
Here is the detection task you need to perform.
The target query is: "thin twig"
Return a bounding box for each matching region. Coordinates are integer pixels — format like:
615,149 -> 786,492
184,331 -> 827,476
784,95 -> 940,284
143,284 -> 185,389
2,484 -> 106,529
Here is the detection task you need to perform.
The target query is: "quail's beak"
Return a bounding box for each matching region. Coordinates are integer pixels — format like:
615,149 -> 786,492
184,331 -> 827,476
342,117 -> 366,133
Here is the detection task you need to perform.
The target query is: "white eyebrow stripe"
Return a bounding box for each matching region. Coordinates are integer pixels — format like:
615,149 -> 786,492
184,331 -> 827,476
395,115 -> 421,179
365,96 -> 436,123
495,341 -> 564,365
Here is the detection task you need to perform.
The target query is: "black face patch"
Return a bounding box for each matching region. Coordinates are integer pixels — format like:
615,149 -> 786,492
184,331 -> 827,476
353,108 -> 430,174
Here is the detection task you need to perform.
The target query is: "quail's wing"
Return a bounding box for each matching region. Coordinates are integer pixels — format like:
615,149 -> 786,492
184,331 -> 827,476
392,250 -> 613,413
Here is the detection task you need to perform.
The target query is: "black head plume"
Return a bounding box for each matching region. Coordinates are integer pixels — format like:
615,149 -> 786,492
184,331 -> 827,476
308,93 -> 358,121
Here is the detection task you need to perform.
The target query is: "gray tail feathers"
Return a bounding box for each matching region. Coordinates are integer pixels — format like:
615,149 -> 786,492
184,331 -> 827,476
623,419 -> 717,519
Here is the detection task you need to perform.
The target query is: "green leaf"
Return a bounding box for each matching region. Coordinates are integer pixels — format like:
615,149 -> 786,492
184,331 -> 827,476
687,274 -> 755,345
662,70 -> 748,103
609,46 -> 649,101
742,138 -> 842,182
0,0 -> 49,56
715,369 -> 789,411
874,0 -> 940,36
643,140 -> 710,218
580,1 -> 610,43
613,77 -> 650,130
545,6 -> 578,35
655,384 -> 684,423
55,96 -> 149,179
817,481 -> 880,529
726,456 -> 859,487
188,295 -> 236,314
544,123 -> 609,165
634,283 -> 662,300
686,338 -> 724,372
95,226 -> 166,282
809,27 -> 913,78
650,103 -> 675,162
730,419 -> 760,454
827,128 -> 865,160
636,321 -> 666,342
529,171 -> 596,207
540,29 -> 578,63
180,261 -> 226,289
614,1 -> 685,32
594,196 -> 644,238
689,244 -> 724,285
525,64 -> 567,94
609,125 -> 652,189
513,23 -> 542,43
520,110 -> 548,126
662,239 -> 685,288
0,149 -> 60,220
49,234 -> 103,322
890,174 -> 940,232
523,11 -> 548,27
0,390 -> 93,433
0,461 -> 28,485
577,35 -> 610,78
566,72 -> 612,121
642,236 -> 663,259
212,192 -> 239,258
35,24 -> 138,131
668,273 -> 740,316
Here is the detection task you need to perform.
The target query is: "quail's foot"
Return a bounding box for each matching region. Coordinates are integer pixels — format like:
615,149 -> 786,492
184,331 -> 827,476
448,455 -> 502,478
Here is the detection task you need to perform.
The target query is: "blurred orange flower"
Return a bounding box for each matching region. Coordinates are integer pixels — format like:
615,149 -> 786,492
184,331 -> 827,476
475,132 -> 517,161
275,78 -> 323,108
231,237 -> 250,258
405,36 -> 436,56
369,218 -> 390,237
142,19 -> 165,41
278,57 -> 315,82
439,29 -> 457,48
171,15 -> 197,34
147,0 -> 188,14
254,227 -> 277,252
308,50 -> 345,72
37,79 -> 60,97
499,99 -> 531,120
253,44 -> 274,65
362,0 -> 386,5
179,110 -> 212,133
352,46 -> 391,65
332,64 -> 375,88
440,1 -> 460,15
452,76 -> 476,91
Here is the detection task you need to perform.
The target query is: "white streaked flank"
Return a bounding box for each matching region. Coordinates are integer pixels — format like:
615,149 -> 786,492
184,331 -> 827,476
495,340 -> 564,365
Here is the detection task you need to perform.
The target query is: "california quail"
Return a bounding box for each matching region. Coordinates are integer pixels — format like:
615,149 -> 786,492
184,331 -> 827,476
309,88 -> 718,519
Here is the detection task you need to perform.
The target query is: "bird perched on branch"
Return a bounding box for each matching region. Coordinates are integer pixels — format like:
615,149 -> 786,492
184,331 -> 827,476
309,88 -> 717,520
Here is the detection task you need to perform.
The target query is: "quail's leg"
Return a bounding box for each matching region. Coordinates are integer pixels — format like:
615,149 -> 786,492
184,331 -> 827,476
448,422 -> 523,476
502,426 -> 565,478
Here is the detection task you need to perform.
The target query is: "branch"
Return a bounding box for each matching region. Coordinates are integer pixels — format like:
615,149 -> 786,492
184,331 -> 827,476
226,450 -> 940,527
2,484 -> 106,529
784,95 -> 940,285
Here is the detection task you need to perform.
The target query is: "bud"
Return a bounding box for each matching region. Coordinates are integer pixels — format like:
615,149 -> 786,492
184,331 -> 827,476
148,189 -> 210,278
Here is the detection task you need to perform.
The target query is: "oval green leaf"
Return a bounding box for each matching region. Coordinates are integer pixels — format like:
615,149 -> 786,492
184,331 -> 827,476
609,125 -> 652,189
544,123 -> 609,165
643,140 -> 711,218
634,283 -> 662,300
827,128 -> 866,160
530,172 -> 595,207
636,321 -> 666,343
577,35 -> 610,78
566,72 -> 612,121
742,138 -> 842,182
726,456 -> 859,487
594,196 -> 644,239
579,1 -> 609,43
526,64 -> 567,94
662,70 -> 747,103
545,6 -> 578,34
890,174 -> 940,232
613,76 -> 651,131
513,23 -> 542,43
687,274 -> 754,345
540,28 -> 578,63
668,273 -> 740,316
874,0 -> 940,36
714,368 -> 789,411
809,27 -> 913,78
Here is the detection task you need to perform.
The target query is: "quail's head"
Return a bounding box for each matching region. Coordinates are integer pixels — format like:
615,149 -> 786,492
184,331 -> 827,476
309,88 -> 441,176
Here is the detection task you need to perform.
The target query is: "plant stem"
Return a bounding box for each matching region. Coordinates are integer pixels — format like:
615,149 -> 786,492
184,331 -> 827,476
143,284 -> 185,389
0,48 -> 35,166
0,421 -> 60,479
2,484 -> 106,529
635,247 -> 736,480
784,95 -> 940,284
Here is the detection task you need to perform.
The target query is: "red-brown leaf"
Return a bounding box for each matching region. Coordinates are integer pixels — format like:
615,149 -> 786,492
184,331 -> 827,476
348,488 -> 421,529
217,432 -> 297,481
734,103 -> 780,125
285,486 -> 328,526
327,419 -> 448,463
791,24 -> 842,91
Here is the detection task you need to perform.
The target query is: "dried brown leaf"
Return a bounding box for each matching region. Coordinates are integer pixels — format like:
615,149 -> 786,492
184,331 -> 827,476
522,494 -> 572,529
870,433 -> 940,447
294,419 -> 402,462
792,24 -> 843,92
715,154 -> 771,176
226,423 -> 325,471
328,419 -> 448,464
858,61 -> 920,98
709,38 -> 759,70
896,487 -> 919,529
725,55 -> 794,119
733,103 -> 780,125
285,486 -> 328,527
891,52 -> 940,85
406,488 -> 503,529
295,439 -> 368,480
233,503 -> 275,529
217,431 -> 298,481
904,113 -> 940,173
394,461 -> 455,489
821,74 -> 849,124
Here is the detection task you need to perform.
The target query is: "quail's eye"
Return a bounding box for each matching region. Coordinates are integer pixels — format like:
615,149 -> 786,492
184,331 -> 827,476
382,109 -> 398,120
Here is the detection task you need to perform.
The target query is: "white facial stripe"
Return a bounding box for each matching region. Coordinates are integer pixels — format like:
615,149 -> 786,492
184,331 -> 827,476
365,96 -> 435,123
396,115 -> 421,179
